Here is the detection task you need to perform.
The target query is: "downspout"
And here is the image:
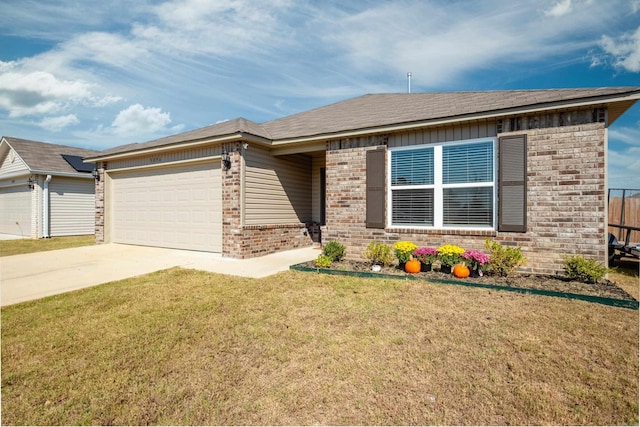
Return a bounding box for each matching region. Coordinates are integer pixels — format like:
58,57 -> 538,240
43,175 -> 52,238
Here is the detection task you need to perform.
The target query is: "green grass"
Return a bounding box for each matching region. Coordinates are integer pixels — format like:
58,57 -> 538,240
0,235 -> 95,257
2,268 -> 638,425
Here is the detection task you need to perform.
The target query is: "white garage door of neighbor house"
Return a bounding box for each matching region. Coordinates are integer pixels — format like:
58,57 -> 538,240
50,177 -> 95,236
110,162 -> 222,252
0,185 -> 32,236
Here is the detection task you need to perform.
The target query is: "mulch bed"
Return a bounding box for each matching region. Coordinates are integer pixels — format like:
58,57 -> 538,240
297,260 -> 637,302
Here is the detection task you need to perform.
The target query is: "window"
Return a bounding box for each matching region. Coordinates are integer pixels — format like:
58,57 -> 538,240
389,139 -> 495,229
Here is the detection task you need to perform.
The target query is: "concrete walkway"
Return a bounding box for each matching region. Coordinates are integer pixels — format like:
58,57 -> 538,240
0,244 -> 320,306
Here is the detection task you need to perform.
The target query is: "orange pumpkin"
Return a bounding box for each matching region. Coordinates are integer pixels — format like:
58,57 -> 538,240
453,264 -> 470,278
404,259 -> 421,274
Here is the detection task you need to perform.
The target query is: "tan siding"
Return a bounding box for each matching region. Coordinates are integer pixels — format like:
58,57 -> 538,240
388,121 -> 498,148
244,146 -> 312,225
108,145 -> 222,170
49,177 -> 95,236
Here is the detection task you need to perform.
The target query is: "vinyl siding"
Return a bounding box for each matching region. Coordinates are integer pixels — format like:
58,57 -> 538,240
244,146 -> 312,225
388,121 -> 497,147
0,148 -> 29,176
49,177 -> 95,236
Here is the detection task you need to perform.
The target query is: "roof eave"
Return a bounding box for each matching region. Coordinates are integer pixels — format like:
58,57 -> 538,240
271,92 -> 640,145
85,132 -> 272,162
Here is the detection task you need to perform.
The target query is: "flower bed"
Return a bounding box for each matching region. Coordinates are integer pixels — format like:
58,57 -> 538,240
293,260 -> 638,310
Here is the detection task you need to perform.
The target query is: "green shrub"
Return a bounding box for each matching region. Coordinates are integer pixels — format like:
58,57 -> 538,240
315,255 -> 333,268
322,241 -> 346,262
364,242 -> 394,266
563,255 -> 607,284
484,239 -> 526,277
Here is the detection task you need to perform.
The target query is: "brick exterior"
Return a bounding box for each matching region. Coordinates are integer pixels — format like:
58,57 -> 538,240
221,141 -> 313,258
322,122 -> 607,275
91,117 -> 607,270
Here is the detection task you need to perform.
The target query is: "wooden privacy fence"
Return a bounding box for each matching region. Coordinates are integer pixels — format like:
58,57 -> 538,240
608,195 -> 640,244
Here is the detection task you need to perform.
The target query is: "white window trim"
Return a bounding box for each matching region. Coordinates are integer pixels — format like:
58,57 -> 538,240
387,137 -> 497,231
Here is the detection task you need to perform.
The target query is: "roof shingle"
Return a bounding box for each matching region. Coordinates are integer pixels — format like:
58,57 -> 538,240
2,137 -> 100,174
87,87 -> 640,159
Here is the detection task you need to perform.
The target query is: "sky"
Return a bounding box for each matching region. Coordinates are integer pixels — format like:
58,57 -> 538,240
1,0 -> 639,188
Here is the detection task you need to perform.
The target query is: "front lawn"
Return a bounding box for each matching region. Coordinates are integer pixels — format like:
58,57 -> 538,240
0,235 -> 94,257
1,269 -> 638,425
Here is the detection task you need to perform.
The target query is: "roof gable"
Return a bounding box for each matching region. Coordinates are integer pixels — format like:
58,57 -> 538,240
0,140 -> 29,176
1,137 -> 101,175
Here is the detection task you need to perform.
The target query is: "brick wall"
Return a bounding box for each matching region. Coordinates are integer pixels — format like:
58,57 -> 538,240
221,141 -> 314,258
322,122 -> 607,275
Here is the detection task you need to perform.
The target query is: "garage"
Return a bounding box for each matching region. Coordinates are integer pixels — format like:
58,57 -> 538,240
0,184 -> 32,236
109,161 -> 222,252
49,177 -> 95,236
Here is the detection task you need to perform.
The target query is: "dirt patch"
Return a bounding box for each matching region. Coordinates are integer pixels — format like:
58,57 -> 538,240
298,260 -> 636,302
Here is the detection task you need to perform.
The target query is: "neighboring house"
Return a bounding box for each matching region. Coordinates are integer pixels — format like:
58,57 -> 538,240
85,87 -> 640,274
0,137 -> 98,238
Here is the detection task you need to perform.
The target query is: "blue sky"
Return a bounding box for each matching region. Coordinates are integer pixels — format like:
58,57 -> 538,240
1,0 -> 639,188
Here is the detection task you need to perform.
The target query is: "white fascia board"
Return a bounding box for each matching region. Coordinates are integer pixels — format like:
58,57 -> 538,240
85,134 -> 241,162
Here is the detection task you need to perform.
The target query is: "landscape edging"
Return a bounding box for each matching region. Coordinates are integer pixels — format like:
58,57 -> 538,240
289,263 -> 639,310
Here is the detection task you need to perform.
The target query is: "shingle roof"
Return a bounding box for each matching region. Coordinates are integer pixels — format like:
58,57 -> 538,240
2,137 -> 100,174
263,87 -> 640,139
88,87 -> 640,159
97,117 -> 271,157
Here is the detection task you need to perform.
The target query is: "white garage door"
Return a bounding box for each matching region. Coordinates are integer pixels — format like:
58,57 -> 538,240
0,184 -> 32,236
50,177 -> 95,236
110,162 -> 222,252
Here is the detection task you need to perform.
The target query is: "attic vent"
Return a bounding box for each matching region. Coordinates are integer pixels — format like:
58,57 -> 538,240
61,154 -> 94,173
593,108 -> 606,123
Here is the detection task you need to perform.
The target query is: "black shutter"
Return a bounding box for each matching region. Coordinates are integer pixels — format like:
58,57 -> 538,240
366,149 -> 386,228
498,135 -> 527,232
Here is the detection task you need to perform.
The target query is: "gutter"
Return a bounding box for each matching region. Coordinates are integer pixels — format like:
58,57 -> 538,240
43,175 -> 52,238
0,170 -> 93,180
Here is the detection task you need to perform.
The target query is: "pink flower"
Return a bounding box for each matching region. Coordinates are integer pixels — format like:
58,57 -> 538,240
462,250 -> 490,270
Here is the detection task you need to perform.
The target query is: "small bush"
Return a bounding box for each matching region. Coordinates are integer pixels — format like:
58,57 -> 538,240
564,255 -> 607,284
364,242 -> 394,266
322,241 -> 346,262
484,239 -> 526,277
315,255 -> 333,268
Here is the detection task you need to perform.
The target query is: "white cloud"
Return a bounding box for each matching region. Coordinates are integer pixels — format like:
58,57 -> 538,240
111,104 -> 172,136
38,114 -> 79,131
131,0 -> 294,56
600,26 -> 640,72
0,69 -> 93,117
545,0 -> 572,17
321,0 -> 613,87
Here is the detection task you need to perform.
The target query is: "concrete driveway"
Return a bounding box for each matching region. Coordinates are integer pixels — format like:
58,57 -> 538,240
1,244 -> 320,306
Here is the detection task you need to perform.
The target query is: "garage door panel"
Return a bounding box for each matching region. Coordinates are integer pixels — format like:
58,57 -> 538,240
110,162 -> 221,252
0,185 -> 32,236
